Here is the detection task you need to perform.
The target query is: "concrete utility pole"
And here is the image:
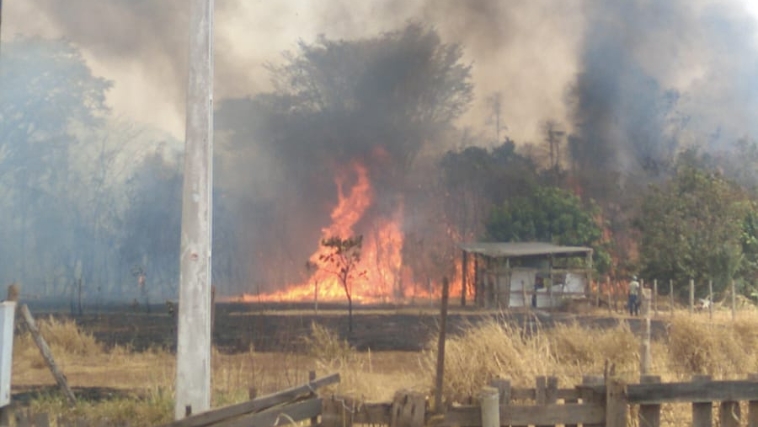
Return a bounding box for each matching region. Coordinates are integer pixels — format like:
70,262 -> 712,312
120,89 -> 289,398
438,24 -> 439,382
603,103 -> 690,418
175,0 -> 214,420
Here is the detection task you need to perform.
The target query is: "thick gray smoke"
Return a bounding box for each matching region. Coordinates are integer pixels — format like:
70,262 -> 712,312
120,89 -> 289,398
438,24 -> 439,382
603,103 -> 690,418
569,0 -> 758,182
6,0 -> 758,296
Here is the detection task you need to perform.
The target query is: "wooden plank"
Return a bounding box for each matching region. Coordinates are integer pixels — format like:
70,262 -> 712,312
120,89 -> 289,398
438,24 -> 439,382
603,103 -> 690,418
19,304 -> 77,406
215,397 -> 322,427
626,380 -> 758,404
605,379 -> 627,427
638,375 -> 661,427
719,401 -> 740,427
158,373 -> 339,427
748,373 -> 758,427
391,391 -> 425,427
580,375 -> 605,427
434,277 -> 450,413
692,375 -> 712,427
538,377 -> 557,427
509,388 -> 579,401
444,403 -> 604,426
308,371 -> 317,427
489,379 -> 511,406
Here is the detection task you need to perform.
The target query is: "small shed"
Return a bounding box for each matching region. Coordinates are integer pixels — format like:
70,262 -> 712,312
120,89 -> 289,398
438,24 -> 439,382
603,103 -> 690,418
459,242 -> 594,309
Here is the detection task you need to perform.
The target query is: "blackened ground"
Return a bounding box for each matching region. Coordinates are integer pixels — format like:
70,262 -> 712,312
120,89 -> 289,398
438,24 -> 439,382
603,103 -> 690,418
27,301 -> 670,354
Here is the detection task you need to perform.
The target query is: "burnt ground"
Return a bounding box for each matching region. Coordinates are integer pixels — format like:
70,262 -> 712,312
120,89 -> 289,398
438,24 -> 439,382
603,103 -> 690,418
26,301 -> 671,354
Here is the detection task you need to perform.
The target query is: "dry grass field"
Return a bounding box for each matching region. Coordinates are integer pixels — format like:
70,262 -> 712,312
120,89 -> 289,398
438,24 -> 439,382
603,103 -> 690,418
11,304 -> 758,426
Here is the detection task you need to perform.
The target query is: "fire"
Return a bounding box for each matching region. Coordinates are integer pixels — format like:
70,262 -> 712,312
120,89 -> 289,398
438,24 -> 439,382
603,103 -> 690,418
246,161 -> 428,304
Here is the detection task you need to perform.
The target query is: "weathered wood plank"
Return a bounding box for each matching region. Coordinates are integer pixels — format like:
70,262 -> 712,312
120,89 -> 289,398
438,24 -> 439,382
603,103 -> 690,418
19,304 -> 77,406
215,397 -> 322,427
605,379 -> 627,427
580,375 -> 605,427
158,373 -> 339,427
391,391 -> 425,427
692,375 -> 712,427
509,388 -> 579,401
583,380 -> 758,404
748,373 -> 758,427
443,403 -> 604,426
639,375 -> 661,427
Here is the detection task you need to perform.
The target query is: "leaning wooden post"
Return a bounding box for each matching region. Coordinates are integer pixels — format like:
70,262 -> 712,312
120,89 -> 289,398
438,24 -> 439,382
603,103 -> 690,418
434,277 -> 450,413
19,305 -> 76,406
639,375 -> 661,427
653,279 -> 658,316
732,279 -> 737,321
479,386 -> 499,427
692,375 -> 712,427
708,280 -> 713,319
689,279 -> 695,315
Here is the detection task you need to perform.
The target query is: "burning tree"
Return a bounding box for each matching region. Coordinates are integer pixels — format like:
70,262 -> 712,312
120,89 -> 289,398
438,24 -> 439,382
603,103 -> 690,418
319,235 -> 366,334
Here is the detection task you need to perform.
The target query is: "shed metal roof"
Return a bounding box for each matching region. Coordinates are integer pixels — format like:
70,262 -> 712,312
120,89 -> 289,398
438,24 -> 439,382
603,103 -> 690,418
459,242 -> 593,258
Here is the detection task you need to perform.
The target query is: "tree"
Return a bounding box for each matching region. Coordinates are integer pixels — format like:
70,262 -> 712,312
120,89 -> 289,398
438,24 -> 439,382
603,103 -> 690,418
637,153 -> 757,297
485,186 -> 610,272
214,23 -> 474,290
319,235 -> 366,334
0,37 -> 111,297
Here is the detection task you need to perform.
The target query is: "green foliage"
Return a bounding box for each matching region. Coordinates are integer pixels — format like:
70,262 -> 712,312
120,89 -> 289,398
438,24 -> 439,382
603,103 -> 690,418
637,156 -> 758,296
485,186 -> 610,272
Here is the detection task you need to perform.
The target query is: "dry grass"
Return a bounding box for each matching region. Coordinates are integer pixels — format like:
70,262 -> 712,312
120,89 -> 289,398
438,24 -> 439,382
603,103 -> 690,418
12,309 -> 758,426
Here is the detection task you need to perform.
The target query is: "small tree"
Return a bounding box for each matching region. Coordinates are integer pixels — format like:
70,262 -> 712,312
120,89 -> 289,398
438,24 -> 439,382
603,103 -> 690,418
306,260 -> 320,314
320,235 -> 365,334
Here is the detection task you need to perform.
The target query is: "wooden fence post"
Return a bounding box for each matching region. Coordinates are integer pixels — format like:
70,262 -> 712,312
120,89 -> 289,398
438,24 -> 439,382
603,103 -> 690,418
19,305 -> 76,406
748,373 -> 758,427
732,280 -> 737,321
489,378 -> 511,407
581,375 -> 604,427
434,277 -> 450,413
692,375 -> 712,427
605,378 -> 627,427
309,371 -> 317,427
690,279 -> 695,315
479,386 -> 499,427
708,280 -> 713,319
639,375 -> 661,427
653,279 -> 658,316
391,391 -> 425,427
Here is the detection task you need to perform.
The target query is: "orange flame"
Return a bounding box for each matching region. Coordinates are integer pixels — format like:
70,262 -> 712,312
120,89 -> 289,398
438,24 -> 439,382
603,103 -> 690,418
241,162 -> 404,303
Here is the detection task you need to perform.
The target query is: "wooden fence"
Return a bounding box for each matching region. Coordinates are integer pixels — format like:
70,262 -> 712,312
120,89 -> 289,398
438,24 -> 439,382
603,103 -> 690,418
4,373 -> 338,427
443,374 -> 758,427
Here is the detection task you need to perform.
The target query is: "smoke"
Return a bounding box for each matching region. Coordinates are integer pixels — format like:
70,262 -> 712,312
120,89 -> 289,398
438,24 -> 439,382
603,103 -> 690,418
6,0 -> 758,295
568,0 -> 758,181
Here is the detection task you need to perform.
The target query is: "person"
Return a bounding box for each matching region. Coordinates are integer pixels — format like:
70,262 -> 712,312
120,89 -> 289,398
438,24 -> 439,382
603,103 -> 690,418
628,275 -> 640,316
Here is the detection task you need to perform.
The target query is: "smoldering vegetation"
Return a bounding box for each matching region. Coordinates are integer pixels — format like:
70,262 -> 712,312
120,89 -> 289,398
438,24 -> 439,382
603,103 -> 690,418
2,0 -> 758,304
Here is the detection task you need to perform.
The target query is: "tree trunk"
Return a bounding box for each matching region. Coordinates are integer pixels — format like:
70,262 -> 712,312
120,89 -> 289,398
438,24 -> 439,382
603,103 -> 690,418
347,294 -> 353,335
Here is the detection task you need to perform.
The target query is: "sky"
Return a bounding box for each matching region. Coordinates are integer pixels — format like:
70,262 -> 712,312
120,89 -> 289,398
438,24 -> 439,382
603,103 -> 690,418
2,0 -> 758,146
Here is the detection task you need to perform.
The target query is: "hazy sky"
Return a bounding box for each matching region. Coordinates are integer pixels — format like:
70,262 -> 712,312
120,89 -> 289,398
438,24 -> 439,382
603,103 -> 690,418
3,0 -> 758,146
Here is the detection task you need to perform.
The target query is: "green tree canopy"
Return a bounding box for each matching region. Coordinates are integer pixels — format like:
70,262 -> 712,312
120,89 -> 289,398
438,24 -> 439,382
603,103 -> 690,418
485,186 -> 609,272
637,153 -> 758,296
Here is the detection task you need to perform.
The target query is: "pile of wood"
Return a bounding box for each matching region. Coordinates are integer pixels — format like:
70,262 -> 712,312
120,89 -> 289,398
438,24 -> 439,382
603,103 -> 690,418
158,373 -> 339,427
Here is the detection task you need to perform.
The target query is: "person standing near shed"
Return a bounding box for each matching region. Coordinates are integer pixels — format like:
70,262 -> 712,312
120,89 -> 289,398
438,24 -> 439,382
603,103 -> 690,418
628,275 -> 640,316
